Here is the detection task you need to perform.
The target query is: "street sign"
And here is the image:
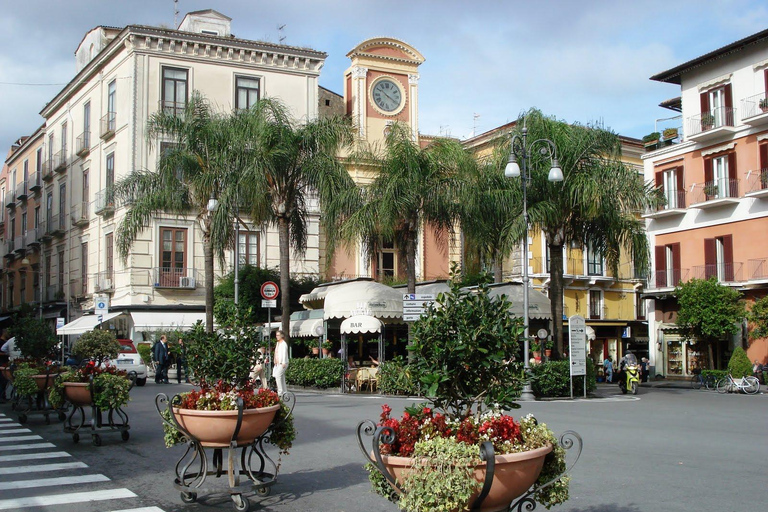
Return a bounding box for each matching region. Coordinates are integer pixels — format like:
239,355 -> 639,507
261,299 -> 277,308
568,315 -> 587,377
260,281 -> 279,300
94,294 -> 109,316
56,317 -> 65,330
402,294 -> 435,322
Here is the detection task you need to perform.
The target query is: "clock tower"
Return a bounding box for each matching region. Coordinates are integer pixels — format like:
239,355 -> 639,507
344,38 -> 425,145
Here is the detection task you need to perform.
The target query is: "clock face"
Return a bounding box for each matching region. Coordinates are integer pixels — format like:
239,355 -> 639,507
371,78 -> 403,113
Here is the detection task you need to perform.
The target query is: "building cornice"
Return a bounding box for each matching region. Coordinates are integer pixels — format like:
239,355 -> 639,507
41,25 -> 327,118
4,125 -> 45,166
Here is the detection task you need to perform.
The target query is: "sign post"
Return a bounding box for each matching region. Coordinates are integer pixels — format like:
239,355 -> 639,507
260,281 -> 279,380
402,294 -> 435,322
568,315 -> 587,399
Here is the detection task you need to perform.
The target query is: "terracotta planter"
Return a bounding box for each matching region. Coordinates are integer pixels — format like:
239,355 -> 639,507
0,366 -> 11,382
63,382 -> 93,406
545,349 -> 552,357
32,374 -> 61,391
173,404 -> 280,447
379,444 -> 552,512
311,347 -> 320,356
532,351 -> 541,359
322,348 -> 330,357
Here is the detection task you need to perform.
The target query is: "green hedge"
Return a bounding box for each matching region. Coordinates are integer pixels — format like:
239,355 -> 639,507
378,357 -> 420,396
701,369 -> 727,382
286,358 -> 344,389
727,347 -> 752,378
529,359 -> 597,398
137,344 -> 152,366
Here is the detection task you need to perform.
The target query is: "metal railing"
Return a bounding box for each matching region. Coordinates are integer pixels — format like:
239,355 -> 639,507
746,168 -> 768,194
693,178 -> 739,203
687,106 -> 736,137
26,227 -> 39,246
159,100 -> 186,117
41,160 -> 54,181
28,171 -> 41,191
71,201 -> 90,225
15,181 -> 28,200
48,214 -> 63,234
5,190 -> 16,208
100,112 -> 116,139
52,150 -> 67,172
649,268 -> 690,289
741,92 -> 768,120
748,258 -> 768,280
75,131 -> 91,156
152,267 -> 200,289
692,262 -> 743,282
95,188 -> 115,214
4,239 -> 14,255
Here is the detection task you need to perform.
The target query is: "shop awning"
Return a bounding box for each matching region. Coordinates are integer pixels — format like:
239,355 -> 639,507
324,280 -> 404,320
291,318 -> 324,338
57,312 -> 123,335
483,283 -> 552,320
340,315 -> 382,334
586,326 -> 596,341
130,311 -> 206,331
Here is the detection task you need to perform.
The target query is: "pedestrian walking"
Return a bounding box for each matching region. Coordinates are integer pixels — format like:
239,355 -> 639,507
272,330 -> 289,397
153,335 -> 170,384
603,357 -> 613,383
176,338 -> 188,383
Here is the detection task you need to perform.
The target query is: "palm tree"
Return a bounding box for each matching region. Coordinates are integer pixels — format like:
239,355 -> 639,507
504,109 -> 663,356
233,99 -> 355,336
114,92 -> 239,332
339,122 -> 469,293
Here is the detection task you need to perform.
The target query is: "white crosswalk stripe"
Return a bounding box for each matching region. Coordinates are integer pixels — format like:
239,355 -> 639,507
0,413 -> 167,512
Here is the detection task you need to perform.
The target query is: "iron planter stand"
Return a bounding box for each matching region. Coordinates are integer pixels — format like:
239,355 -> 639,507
9,365 -> 67,425
62,374 -> 132,446
156,391 -> 296,512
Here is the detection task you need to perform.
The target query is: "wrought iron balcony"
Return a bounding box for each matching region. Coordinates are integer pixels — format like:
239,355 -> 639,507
159,100 -> 186,117
52,150 -> 68,173
748,258 -> 768,282
100,112 -> 116,140
740,92 -> 768,126
691,178 -> 740,208
48,214 -> 64,236
745,168 -> 768,198
647,268 -> 690,290
687,107 -> 737,141
15,181 -> 28,201
152,267 -> 199,289
28,172 -> 41,192
93,271 -> 115,293
643,188 -> 687,219
4,239 -> 14,256
692,262 -> 743,283
13,234 -> 25,253
71,201 -> 90,227
75,131 -> 91,157
26,228 -> 40,246
5,190 -> 16,208
42,160 -> 54,181
94,188 -> 115,215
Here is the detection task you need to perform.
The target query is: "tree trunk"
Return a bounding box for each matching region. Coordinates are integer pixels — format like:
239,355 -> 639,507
203,233 -> 214,334
550,242 -> 565,358
406,229 -> 417,295
278,216 -> 291,339
493,248 -> 503,283
708,341 -> 715,370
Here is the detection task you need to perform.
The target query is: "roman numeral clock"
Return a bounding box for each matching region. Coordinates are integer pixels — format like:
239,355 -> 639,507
370,76 -> 406,115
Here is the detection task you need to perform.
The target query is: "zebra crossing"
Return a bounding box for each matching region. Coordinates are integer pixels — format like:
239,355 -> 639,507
0,412 -> 165,511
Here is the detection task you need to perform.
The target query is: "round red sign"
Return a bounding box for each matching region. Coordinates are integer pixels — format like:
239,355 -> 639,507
260,281 -> 279,300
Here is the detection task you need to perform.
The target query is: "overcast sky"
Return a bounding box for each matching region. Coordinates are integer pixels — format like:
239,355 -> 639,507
2,0 -> 767,154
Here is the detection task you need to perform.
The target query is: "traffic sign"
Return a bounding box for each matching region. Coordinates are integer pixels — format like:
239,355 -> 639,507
260,281 -> 279,300
56,318 -> 65,330
261,299 -> 277,308
402,294 -> 435,301
94,294 -> 109,316
402,293 -> 435,322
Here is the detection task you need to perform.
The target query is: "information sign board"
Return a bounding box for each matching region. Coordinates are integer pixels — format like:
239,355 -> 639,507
568,315 -> 587,377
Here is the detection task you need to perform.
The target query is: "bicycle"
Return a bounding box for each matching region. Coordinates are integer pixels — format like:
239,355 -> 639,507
690,372 -> 716,390
716,373 -> 760,394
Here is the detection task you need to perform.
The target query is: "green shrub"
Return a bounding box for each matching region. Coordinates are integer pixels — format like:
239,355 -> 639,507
72,330 -> 120,365
10,317 -> 58,363
137,344 -> 152,366
701,369 -> 727,382
529,359 -> 597,398
93,373 -> 131,410
285,358 -> 344,389
12,364 -> 40,397
378,357 -> 419,396
727,346 -> 752,378
642,132 -> 661,143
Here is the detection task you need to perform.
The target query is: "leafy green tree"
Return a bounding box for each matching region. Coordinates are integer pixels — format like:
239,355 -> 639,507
114,92 -> 239,332
233,99 -> 355,336
747,295 -> 768,340
675,277 -> 745,369
502,109 -> 662,356
72,330 -> 121,366
339,122 -> 470,294
10,317 -> 58,363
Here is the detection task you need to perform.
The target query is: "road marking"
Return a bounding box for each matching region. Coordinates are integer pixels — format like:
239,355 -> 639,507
109,508 -> 166,512
0,443 -> 55,452
0,488 -> 137,510
0,451 -> 70,463
0,462 -> 87,475
0,435 -> 43,443
0,418 -> 13,422
0,428 -> 31,434
0,423 -> 22,428
0,474 -> 109,491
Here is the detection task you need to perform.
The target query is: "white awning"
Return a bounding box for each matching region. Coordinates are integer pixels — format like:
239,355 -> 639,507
484,283 -> 552,320
130,311 -> 206,331
324,280 -> 404,320
340,315 -> 382,334
290,318 -> 324,338
586,325 -> 596,341
57,312 -> 123,335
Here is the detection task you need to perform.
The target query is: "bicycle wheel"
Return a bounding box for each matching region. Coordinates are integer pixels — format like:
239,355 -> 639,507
743,376 -> 760,395
704,374 -> 716,390
690,375 -> 702,390
716,378 -> 730,394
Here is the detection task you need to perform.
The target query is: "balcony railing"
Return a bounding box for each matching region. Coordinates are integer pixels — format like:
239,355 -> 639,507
94,188 -> 115,215
159,100 -> 186,117
48,214 -> 64,235
649,268 -> 690,289
5,190 -> 16,208
692,178 -> 739,204
152,267 -> 199,289
13,235 -> 25,253
45,285 -> 61,303
94,271 -> 115,293
748,258 -> 768,281
746,168 -> 768,195
15,181 -> 28,201
741,92 -> 768,120
75,131 -> 91,157
4,239 -> 14,256
100,112 -> 116,139
26,227 -> 40,246
52,150 -> 67,173
687,107 -> 736,137
41,160 -> 54,181
692,262 -> 743,282
28,172 -> 41,192
71,201 -> 90,226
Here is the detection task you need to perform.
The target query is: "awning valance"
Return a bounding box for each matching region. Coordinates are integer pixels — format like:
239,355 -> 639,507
130,311 -> 206,331
340,315 -> 382,334
586,326 -> 596,341
291,318 -> 324,338
484,283 -> 552,320
57,312 -> 123,335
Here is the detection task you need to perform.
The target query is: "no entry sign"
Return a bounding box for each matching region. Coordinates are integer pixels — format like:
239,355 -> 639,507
260,281 -> 279,300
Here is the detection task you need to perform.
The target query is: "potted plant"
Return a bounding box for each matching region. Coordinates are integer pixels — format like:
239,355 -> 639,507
662,127 -> 679,140
704,182 -> 719,198
701,113 -> 715,130
322,340 -> 333,357
530,339 -> 542,359
759,97 -> 768,113
642,132 -> 660,148
544,339 -> 554,358
358,277 -> 579,511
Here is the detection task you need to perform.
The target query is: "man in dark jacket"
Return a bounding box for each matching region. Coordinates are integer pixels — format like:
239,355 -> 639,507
153,335 -> 169,384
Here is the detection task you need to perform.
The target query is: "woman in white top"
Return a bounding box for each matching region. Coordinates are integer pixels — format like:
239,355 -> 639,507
272,330 -> 289,397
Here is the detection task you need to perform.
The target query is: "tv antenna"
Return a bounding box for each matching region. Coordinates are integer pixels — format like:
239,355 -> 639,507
278,24 -> 286,44
473,113 -> 481,136
174,0 -> 179,28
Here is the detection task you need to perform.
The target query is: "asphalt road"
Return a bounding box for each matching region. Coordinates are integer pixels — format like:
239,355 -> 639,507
0,382 -> 766,512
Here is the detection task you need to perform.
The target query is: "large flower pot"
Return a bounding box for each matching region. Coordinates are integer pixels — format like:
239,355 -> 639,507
173,405 -> 280,447
379,444 -> 552,512
32,374 -> 61,391
63,382 -> 92,406
0,366 -> 11,382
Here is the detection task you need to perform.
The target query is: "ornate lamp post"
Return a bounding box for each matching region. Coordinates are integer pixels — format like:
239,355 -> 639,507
505,119 -> 563,401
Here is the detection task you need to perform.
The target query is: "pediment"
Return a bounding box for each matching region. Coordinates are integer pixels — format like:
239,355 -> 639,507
346,37 -> 425,65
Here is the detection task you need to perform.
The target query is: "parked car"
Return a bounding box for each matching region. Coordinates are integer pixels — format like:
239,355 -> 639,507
114,339 -> 147,386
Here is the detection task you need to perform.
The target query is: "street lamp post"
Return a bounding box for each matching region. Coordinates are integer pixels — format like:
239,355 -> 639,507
505,119 -> 563,401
